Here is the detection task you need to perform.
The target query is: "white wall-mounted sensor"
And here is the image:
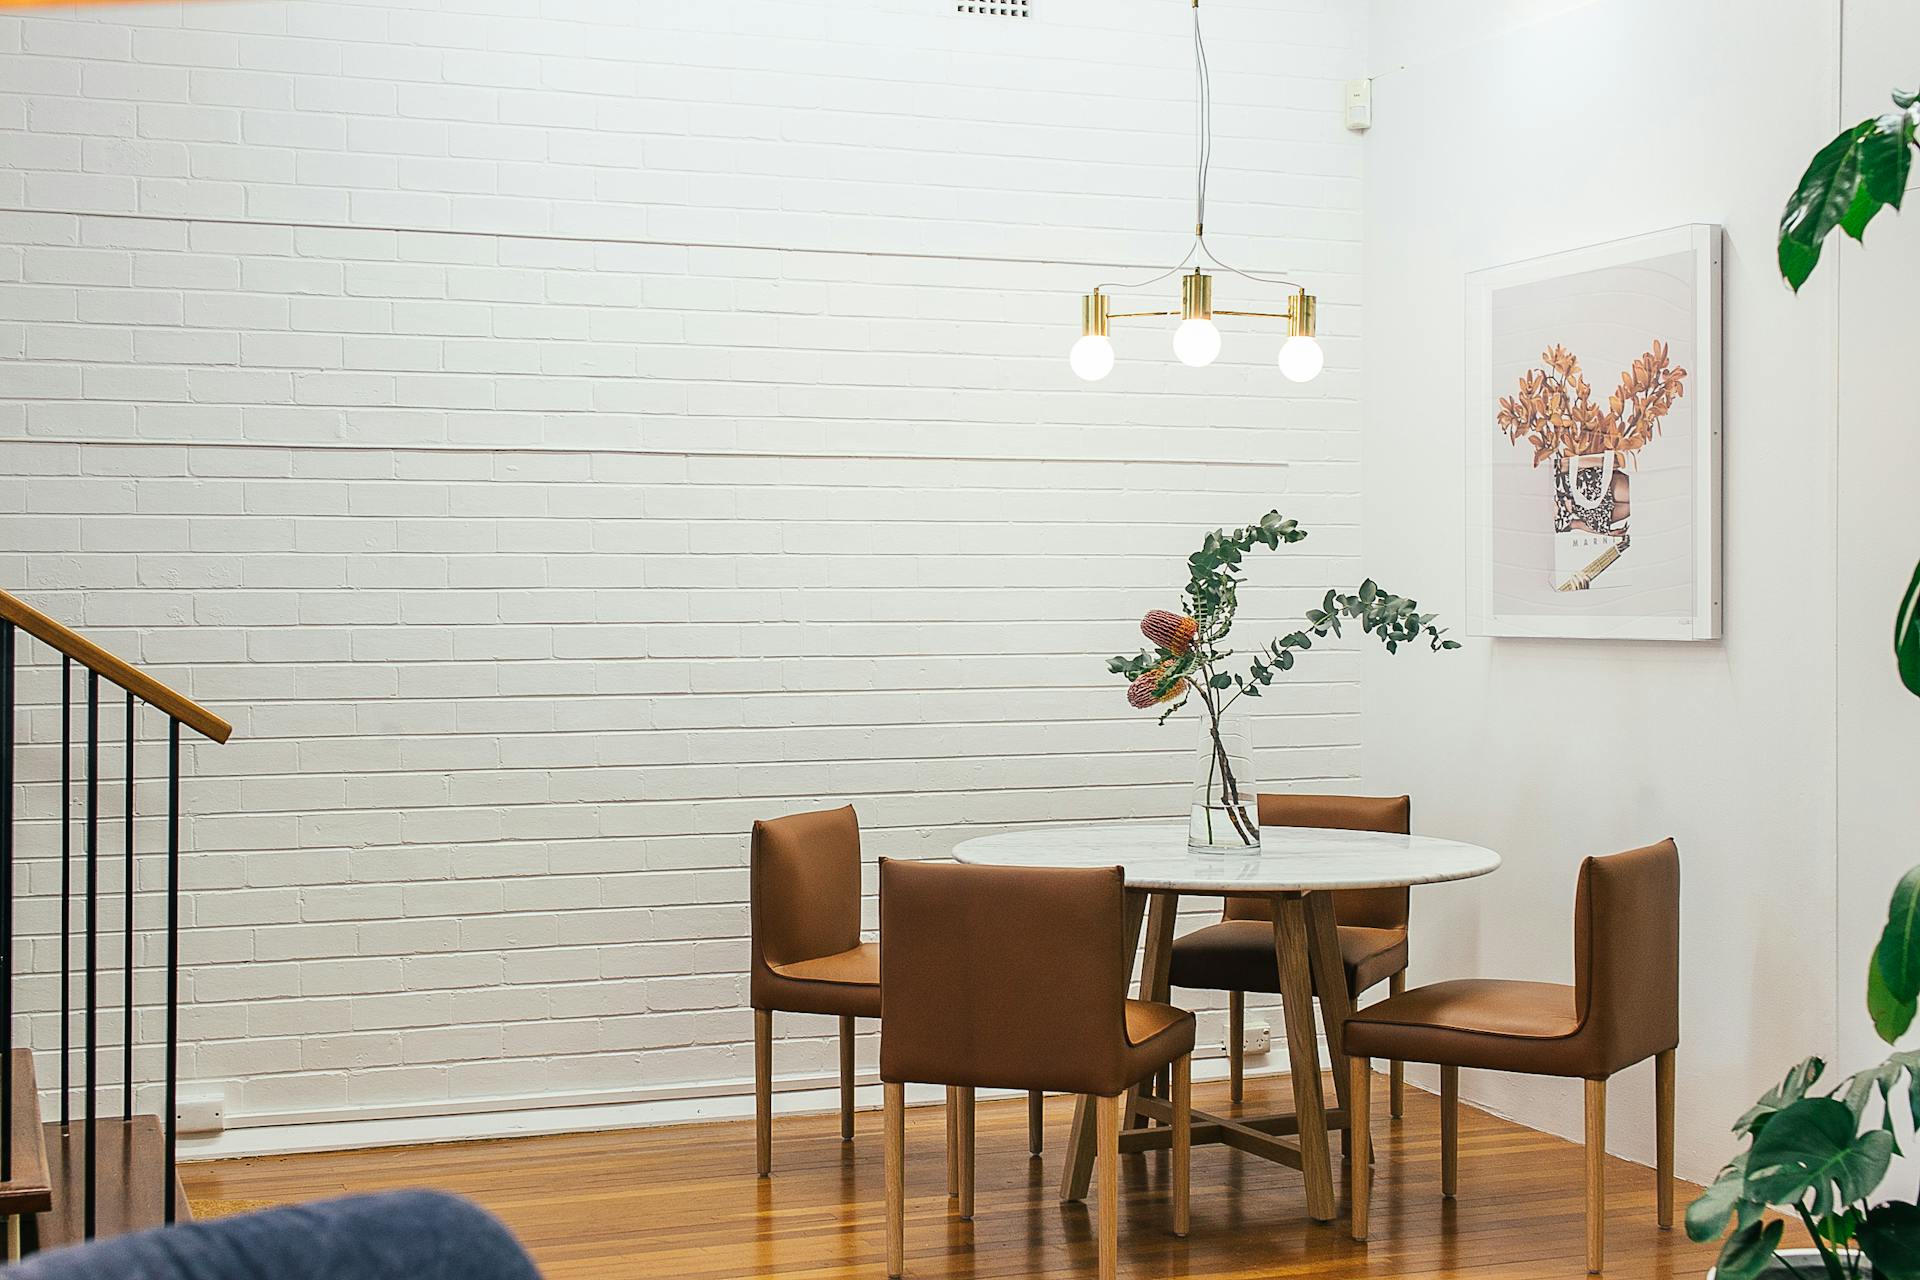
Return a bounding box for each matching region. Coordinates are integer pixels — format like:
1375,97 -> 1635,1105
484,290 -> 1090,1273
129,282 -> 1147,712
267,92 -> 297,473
1344,78 -> 1372,132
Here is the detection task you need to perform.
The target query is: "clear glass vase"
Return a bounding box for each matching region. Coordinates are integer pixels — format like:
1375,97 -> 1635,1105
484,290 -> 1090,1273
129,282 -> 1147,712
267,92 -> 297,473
1188,707 -> 1259,854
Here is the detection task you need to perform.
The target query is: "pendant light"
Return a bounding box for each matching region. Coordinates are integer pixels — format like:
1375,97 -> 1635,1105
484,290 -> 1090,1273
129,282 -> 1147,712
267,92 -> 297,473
1070,0 -> 1323,383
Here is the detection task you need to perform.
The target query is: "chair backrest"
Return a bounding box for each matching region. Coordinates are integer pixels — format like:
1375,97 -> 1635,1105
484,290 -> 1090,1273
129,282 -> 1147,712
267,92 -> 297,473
1572,838 -> 1681,1069
1223,793 -> 1413,928
749,805 -> 862,973
879,859 -> 1139,1096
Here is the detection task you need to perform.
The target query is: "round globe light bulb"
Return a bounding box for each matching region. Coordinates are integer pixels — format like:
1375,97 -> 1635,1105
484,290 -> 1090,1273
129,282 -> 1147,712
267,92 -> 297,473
1172,317 -> 1222,367
1069,334 -> 1115,382
1277,334 -> 1325,383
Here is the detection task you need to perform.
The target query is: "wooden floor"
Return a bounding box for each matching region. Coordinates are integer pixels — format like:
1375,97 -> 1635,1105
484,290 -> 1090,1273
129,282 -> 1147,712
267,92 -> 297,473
180,1074 -> 1715,1279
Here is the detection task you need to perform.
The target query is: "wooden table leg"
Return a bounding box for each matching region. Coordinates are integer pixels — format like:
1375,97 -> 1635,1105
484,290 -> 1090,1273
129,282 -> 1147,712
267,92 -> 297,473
1127,891 -> 1179,1130
1062,887 -> 1150,1202
1303,890 -> 1356,1158
1273,893 -> 1337,1222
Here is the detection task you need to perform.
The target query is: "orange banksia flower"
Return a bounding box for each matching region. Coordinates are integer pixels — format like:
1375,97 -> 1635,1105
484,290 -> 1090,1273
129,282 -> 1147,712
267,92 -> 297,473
1140,610 -> 1198,654
1127,660 -> 1188,709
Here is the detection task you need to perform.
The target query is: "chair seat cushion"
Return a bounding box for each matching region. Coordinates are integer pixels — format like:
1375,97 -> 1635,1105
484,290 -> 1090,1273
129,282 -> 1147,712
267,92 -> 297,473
1122,999 -> 1196,1085
1168,920 -> 1407,996
1342,978 -> 1589,1076
762,942 -> 882,1018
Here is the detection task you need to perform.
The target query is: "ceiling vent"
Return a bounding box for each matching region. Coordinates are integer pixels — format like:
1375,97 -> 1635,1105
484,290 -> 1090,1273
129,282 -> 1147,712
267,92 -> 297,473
956,1 -> 1030,16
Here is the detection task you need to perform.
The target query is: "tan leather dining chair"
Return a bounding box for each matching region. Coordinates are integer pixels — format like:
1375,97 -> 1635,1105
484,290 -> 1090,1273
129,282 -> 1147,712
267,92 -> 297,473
1169,794 -> 1414,1111
1344,839 -> 1679,1275
749,805 -> 880,1175
880,860 -> 1195,1280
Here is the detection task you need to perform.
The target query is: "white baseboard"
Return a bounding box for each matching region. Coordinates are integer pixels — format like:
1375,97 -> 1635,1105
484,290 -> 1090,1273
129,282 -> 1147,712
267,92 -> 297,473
181,1054 -> 1291,1162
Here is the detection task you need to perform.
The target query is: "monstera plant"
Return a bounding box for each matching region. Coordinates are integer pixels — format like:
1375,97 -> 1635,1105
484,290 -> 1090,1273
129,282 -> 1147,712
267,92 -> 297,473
1683,79 -> 1920,1280
1777,80 -> 1920,696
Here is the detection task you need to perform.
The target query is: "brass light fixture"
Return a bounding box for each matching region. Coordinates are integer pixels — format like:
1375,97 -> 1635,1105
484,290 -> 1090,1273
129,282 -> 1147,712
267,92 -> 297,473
1069,0 -> 1325,384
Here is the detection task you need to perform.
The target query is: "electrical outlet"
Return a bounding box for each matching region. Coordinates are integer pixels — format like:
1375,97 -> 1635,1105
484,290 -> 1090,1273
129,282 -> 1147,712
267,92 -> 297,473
175,1086 -> 226,1135
1241,1022 -> 1272,1056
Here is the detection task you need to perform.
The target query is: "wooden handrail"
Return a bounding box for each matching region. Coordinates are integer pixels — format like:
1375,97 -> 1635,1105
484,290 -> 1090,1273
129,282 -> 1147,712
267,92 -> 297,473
0,590 -> 231,745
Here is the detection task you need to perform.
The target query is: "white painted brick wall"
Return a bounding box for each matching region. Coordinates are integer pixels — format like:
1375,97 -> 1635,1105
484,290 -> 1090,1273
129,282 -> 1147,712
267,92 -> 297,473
0,0 -> 1368,1129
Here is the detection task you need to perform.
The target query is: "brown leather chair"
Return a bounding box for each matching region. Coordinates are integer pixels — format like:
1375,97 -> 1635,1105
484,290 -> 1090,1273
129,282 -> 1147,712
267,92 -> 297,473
749,805 -> 880,1175
880,860 -> 1195,1280
1168,794 -> 1413,1112
1343,839 -> 1679,1274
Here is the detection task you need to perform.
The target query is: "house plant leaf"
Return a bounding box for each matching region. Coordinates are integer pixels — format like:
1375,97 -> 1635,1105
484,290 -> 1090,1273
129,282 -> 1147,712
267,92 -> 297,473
1712,1219 -> 1787,1280
1746,1097 -> 1895,1215
1734,1057 -> 1827,1136
1871,952 -> 1919,1046
1897,557 -> 1920,698
1877,866 -> 1920,1006
1780,120 -> 1875,290
1686,1152 -> 1755,1242
1860,1201 -> 1920,1279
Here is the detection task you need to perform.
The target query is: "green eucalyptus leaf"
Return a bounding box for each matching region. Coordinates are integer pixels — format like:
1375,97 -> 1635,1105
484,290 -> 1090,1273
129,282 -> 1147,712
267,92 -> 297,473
1859,1201 -> 1920,1279
1713,1219 -> 1787,1280
1746,1097 -> 1894,1214
1897,558 -> 1920,698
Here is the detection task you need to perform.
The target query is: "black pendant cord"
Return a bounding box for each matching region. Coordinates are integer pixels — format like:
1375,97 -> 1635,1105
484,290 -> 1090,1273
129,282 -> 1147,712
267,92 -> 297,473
163,718 -> 180,1224
62,655 -> 72,1129
85,671 -> 99,1240
124,689 -> 135,1122
1,622 -> 15,1185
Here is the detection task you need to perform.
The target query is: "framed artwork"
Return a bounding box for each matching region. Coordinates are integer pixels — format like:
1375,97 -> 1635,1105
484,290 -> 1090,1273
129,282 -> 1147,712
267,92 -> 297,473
1466,224 -> 1722,640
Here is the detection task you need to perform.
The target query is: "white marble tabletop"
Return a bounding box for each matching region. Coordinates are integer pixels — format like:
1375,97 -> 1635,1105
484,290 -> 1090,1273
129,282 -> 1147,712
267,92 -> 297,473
951,820 -> 1501,893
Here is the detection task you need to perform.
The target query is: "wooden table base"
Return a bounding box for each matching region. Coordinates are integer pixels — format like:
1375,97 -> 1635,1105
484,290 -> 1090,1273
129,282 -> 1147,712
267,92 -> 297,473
1059,888 -> 1351,1222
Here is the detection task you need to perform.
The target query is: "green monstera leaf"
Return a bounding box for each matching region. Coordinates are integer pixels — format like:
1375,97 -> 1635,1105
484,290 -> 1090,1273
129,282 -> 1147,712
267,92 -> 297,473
1780,93 -> 1920,290
1746,1097 -> 1895,1217
1686,1151 -> 1758,1243
1734,1057 -> 1827,1137
1860,1201 -> 1920,1280
1874,868 -> 1920,1045
1711,1219 -> 1787,1280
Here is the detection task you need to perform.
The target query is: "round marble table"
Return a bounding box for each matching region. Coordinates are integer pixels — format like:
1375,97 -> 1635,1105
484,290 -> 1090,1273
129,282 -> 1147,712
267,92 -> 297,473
952,820 -> 1501,1224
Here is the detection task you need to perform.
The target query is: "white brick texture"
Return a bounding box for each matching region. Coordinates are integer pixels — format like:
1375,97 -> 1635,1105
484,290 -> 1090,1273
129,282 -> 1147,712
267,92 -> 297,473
1,0 -> 1367,1128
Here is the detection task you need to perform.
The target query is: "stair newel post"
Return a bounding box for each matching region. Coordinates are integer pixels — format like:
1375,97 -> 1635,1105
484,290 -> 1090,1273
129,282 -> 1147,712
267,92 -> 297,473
123,691 -> 134,1124
85,671 -> 98,1240
163,718 -> 179,1224
1,620 -> 15,1184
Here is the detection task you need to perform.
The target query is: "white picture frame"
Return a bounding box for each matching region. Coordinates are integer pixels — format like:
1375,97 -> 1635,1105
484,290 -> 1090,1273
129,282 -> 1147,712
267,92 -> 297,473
1466,224 -> 1722,641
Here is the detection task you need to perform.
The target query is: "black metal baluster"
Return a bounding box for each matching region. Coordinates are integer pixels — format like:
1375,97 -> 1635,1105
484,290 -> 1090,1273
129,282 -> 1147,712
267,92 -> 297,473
123,690 -> 134,1123
62,655 -> 71,1129
85,671 -> 98,1239
1,621 -> 15,1185
163,718 -> 179,1224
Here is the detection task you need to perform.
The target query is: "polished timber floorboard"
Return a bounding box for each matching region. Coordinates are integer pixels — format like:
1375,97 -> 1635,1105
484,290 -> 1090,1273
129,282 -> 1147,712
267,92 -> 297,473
181,1074 -> 1715,1279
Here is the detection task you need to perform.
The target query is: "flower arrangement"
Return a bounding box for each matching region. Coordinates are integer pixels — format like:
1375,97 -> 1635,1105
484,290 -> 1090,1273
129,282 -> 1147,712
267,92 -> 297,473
1495,341 -> 1689,469
1108,511 -> 1459,849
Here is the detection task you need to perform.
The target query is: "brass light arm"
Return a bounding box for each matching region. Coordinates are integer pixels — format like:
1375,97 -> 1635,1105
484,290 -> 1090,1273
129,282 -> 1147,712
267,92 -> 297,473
1107,310 -> 1182,320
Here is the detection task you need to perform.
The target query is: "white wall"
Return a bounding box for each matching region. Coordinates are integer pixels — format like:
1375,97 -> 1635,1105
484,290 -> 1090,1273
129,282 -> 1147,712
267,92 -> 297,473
1836,0 -> 1920,1075
0,0 -> 1369,1134
1360,0 -> 1842,1182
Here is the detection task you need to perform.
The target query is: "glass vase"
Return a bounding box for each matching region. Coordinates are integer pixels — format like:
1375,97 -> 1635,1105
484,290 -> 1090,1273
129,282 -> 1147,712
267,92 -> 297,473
1188,706 -> 1259,854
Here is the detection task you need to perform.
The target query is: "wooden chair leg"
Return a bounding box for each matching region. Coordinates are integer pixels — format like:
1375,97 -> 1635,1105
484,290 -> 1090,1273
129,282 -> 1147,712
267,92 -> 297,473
946,1087 -> 959,1197
1586,1077 -> 1607,1274
1171,1054 -> 1191,1237
754,1008 -> 773,1177
957,1086 -> 976,1220
1655,1050 -> 1675,1230
1440,1064 -> 1458,1198
1097,1093 -> 1122,1280
1388,972 -> 1406,1119
839,1014 -> 856,1143
1028,1090 -> 1045,1156
885,1082 -> 905,1279
1228,990 -> 1244,1104
1350,1055 -> 1372,1241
